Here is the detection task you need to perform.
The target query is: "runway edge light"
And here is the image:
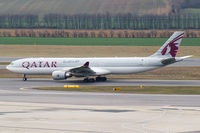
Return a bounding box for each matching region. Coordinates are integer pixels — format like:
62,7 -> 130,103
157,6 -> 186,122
64,85 -> 80,88
113,88 -> 121,91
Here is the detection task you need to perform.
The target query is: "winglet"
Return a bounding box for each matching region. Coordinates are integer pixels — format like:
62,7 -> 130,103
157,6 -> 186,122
83,62 -> 89,67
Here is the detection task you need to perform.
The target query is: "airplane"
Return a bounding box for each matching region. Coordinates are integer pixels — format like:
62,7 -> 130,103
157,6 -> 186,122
6,31 -> 192,82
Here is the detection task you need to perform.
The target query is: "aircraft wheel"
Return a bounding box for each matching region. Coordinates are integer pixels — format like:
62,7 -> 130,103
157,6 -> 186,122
102,77 -> 107,81
24,78 -> 27,81
96,77 -> 107,82
89,78 -> 95,82
83,78 -> 95,82
23,74 -> 27,81
96,77 -> 101,82
83,78 -> 88,82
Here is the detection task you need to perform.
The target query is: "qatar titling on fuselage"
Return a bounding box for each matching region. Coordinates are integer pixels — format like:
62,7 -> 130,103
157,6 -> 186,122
21,61 -> 57,69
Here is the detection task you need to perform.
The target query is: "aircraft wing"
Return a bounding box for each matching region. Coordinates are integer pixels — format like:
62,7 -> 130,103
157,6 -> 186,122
63,62 -> 110,77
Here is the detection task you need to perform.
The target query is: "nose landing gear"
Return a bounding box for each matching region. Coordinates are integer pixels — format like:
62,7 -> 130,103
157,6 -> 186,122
23,74 -> 27,81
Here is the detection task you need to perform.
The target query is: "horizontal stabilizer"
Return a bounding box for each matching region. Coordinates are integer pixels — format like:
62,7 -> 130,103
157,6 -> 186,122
175,55 -> 193,62
162,55 -> 193,65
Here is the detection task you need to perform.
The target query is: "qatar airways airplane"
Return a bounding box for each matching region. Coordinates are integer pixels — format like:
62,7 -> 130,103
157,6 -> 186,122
7,31 -> 191,82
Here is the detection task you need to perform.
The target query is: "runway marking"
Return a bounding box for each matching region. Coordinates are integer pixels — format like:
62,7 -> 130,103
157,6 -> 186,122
140,107 -> 185,133
121,107 -> 171,133
0,125 -> 103,133
19,88 -> 24,90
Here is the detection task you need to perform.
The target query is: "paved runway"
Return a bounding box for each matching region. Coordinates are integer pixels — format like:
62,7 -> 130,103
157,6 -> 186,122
1,102 -> 200,133
1,78 -> 200,107
1,78 -> 200,133
0,57 -> 22,62
0,65 -> 6,69
2,78 -> 200,89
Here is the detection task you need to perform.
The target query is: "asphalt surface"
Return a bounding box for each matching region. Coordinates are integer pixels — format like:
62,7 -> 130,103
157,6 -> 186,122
1,74 -> 200,132
0,65 -> 6,69
0,57 -> 22,62
1,78 -> 200,107
2,78 -> 200,89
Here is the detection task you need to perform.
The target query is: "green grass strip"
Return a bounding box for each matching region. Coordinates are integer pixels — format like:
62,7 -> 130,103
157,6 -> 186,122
0,62 -> 10,65
0,37 -> 199,46
33,86 -> 200,95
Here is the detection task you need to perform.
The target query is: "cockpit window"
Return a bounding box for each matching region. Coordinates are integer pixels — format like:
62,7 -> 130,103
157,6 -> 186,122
10,62 -> 14,66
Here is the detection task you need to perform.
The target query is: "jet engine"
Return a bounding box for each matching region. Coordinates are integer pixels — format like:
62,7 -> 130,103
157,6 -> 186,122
52,71 -> 72,80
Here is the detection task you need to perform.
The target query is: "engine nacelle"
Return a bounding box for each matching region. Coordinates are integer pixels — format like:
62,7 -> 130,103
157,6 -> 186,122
52,71 -> 72,80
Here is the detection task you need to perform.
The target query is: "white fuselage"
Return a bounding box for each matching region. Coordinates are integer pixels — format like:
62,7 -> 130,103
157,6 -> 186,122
7,57 -> 164,75
6,31 -> 188,81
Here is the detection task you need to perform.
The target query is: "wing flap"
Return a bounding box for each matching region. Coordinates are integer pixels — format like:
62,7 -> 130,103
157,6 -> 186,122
69,61 -> 95,77
61,61 -> 110,77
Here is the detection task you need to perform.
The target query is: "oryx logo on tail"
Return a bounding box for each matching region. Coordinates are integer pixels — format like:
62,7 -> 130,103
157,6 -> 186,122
151,31 -> 184,58
161,33 -> 184,57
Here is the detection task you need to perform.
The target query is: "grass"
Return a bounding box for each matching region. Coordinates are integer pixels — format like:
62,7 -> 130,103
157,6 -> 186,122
182,8 -> 200,14
0,37 -> 199,46
0,45 -> 199,58
0,62 -> 10,65
33,86 -> 200,95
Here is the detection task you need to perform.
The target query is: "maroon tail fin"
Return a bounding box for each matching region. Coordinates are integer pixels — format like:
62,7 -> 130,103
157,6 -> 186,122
151,31 -> 184,58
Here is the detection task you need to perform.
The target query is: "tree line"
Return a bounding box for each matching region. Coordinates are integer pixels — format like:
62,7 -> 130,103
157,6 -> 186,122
0,13 -> 200,29
0,29 -> 199,38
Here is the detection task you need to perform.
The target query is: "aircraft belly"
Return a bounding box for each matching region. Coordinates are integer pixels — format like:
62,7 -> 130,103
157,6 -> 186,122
107,67 -> 158,74
11,66 -> 159,75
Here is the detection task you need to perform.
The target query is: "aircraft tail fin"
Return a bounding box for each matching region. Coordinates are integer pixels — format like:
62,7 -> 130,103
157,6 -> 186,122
151,31 -> 184,58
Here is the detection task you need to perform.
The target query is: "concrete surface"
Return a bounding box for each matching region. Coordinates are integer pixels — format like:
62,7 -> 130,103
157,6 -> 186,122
1,78 -> 200,107
1,79 -> 200,90
0,102 -> 200,133
0,65 -> 6,69
1,73 -> 200,132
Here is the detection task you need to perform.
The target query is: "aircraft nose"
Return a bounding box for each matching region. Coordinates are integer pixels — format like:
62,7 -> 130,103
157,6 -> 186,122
6,65 -> 11,71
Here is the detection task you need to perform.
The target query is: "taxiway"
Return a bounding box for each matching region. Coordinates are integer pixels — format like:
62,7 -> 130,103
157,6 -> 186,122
1,78 -> 200,106
1,78 -> 200,133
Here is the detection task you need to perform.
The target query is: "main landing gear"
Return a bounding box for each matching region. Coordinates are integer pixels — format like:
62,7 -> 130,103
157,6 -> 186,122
83,76 -> 107,82
83,78 -> 95,82
96,76 -> 107,82
23,74 -> 27,81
